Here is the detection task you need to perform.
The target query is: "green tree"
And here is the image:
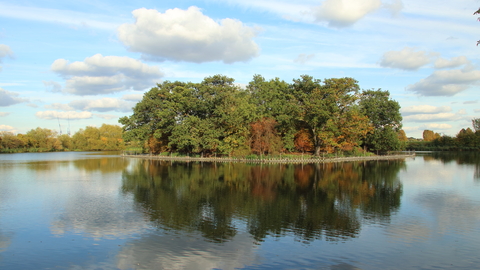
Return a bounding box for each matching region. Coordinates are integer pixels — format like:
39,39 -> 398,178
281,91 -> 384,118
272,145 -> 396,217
25,127 -> 61,150
472,118 -> 480,132
456,127 -> 478,149
0,131 -> 25,150
291,76 -> 360,155
57,134 -> 72,150
360,89 -> 403,153
247,75 -> 298,151
98,124 -> 125,150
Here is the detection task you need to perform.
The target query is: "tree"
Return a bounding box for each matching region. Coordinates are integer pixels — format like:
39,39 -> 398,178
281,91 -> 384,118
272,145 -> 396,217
360,89 -> 403,153
472,118 -> 480,132
291,76 -> 360,155
423,130 -> 435,141
98,124 -> 125,150
398,130 -> 408,142
0,131 -> 25,150
249,118 -> 282,155
247,75 -> 298,151
456,127 -> 478,148
25,127 -> 61,150
294,129 -> 314,153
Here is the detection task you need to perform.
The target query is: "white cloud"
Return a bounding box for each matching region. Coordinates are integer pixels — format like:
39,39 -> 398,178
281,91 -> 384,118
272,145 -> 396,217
43,81 -> 62,92
380,47 -> 434,70
0,112 -> 10,117
403,111 -> 465,122
94,113 -> 118,120
69,98 -> 134,112
122,93 -> 143,102
421,123 -> 452,130
0,44 -> 14,71
117,7 -> 260,63
294,53 -> 315,64
402,126 -> 419,132
401,105 -> 451,116
313,0 -> 382,28
35,111 -> 93,120
51,54 -> 163,95
0,88 -> 27,106
407,69 -> 480,96
434,56 -> 469,69
0,125 -> 15,132
44,103 -> 75,111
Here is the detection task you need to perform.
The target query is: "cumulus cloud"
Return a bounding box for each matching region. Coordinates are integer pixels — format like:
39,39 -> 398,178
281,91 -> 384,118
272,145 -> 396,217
51,54 -> 164,95
421,123 -> 452,130
0,112 -> 10,117
69,98 -> 134,112
294,53 -> 315,64
0,125 -> 15,132
121,93 -> 144,102
313,0 -> 382,28
407,69 -> 480,96
93,113 -> 118,120
44,103 -> 75,111
403,110 -> 466,122
43,81 -> 62,92
434,56 -> 469,69
0,88 -> 27,107
0,44 -> 14,71
380,47 -> 434,70
401,105 -> 451,116
117,7 -> 260,63
35,111 -> 93,120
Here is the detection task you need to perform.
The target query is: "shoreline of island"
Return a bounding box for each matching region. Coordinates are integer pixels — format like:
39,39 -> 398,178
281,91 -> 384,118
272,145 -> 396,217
121,152 -> 416,164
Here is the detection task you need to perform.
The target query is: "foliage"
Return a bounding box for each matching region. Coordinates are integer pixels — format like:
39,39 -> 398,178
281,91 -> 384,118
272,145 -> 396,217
0,124 -> 125,153
422,130 -> 440,142
472,118 -> 480,132
360,89 -> 403,153
120,74 -> 404,157
407,123 -> 480,151
249,118 -> 282,155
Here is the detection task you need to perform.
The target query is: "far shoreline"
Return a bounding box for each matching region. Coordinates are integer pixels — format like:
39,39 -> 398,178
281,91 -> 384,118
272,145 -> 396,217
121,152 -> 416,164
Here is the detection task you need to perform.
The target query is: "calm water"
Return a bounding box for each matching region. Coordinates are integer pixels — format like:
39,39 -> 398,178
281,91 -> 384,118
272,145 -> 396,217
0,151 -> 479,270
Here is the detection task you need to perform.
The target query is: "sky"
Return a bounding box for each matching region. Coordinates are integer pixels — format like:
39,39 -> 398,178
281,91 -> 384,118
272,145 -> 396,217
0,0 -> 479,139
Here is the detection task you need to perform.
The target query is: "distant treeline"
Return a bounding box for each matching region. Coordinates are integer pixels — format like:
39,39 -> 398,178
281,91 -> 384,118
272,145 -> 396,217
407,126 -> 480,151
0,124 -> 125,153
120,74 -> 405,156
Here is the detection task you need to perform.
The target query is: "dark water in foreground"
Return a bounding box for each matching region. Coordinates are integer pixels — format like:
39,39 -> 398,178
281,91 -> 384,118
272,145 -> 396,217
0,151 -> 479,269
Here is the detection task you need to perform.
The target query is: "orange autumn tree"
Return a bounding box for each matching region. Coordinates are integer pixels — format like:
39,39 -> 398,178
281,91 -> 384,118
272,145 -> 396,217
336,109 -> 372,152
294,128 -> 314,153
249,118 -> 283,155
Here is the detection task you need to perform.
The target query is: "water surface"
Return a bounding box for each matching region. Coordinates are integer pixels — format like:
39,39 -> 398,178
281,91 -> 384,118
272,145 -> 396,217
0,152 -> 479,269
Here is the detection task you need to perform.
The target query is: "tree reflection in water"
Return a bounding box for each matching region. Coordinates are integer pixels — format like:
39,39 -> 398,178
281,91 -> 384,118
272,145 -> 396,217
121,159 -> 405,243
423,152 -> 480,180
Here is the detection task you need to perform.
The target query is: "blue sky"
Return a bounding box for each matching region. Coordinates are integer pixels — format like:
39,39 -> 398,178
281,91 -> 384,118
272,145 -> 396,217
0,0 -> 479,138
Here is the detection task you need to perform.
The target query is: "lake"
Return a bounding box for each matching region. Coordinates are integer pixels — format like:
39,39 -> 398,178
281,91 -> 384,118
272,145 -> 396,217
0,151 -> 479,269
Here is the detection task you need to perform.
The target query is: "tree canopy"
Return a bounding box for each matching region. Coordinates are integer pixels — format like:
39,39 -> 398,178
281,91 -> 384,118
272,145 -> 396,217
120,74 -> 404,156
